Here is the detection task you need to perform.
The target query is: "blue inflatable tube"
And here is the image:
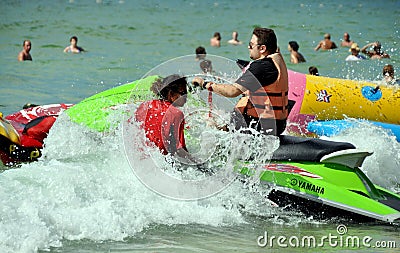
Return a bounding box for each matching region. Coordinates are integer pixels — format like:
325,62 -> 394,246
307,120 -> 400,142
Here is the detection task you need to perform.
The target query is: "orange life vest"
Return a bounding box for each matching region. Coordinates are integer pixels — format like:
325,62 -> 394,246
235,53 -> 288,120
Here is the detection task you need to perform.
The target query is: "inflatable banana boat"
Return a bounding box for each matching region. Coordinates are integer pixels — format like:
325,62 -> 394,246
286,70 -> 400,140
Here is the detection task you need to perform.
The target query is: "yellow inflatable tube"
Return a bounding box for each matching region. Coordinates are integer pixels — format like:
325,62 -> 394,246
0,112 -> 21,145
302,76 -> 400,124
288,71 -> 400,125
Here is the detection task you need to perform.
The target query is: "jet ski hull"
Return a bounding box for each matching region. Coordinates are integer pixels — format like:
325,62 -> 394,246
238,152 -> 400,224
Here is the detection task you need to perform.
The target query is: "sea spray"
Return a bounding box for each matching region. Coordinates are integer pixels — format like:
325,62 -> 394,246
0,108 -> 291,253
323,119 -> 400,192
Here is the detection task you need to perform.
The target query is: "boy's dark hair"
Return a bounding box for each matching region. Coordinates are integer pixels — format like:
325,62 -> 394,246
151,74 -> 187,99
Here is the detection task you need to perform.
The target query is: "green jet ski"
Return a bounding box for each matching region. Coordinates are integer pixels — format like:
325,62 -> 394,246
237,135 -> 400,224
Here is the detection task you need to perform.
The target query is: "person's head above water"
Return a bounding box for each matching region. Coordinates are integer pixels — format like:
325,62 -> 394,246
288,41 -> 299,51
308,66 -> 319,76
195,46 -> 206,60
200,59 -> 213,73
150,74 -> 188,105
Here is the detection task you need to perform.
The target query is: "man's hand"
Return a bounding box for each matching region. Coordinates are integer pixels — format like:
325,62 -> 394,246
192,77 -> 205,88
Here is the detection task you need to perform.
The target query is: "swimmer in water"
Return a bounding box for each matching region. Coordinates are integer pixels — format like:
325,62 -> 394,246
64,36 -> 85,53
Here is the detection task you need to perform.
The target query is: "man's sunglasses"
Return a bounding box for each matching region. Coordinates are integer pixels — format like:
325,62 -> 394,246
248,42 -> 261,49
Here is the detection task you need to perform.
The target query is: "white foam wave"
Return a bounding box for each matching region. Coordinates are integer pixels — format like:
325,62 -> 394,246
0,113 -> 291,253
321,121 -> 400,191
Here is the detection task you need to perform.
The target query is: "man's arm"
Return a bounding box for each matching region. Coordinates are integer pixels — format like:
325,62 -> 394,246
192,77 -> 244,98
361,42 -> 374,55
206,82 -> 244,98
17,52 -> 23,61
314,41 -> 322,51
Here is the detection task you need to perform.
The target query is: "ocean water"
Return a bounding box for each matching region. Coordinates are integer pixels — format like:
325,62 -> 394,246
1,0 -> 400,252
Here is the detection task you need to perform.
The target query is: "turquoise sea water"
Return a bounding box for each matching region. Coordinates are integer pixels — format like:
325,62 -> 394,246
1,0 -> 400,252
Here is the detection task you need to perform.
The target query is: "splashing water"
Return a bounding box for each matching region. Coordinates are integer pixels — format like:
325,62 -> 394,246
323,120 -> 400,192
0,108 -> 301,253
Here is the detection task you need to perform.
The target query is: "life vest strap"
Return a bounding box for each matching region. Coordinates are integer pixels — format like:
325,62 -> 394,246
253,104 -> 289,111
252,91 -> 288,97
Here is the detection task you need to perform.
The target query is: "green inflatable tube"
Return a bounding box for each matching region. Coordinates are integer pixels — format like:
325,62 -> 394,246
66,75 -> 159,132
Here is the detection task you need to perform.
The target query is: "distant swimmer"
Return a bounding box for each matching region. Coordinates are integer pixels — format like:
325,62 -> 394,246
345,43 -> 366,61
200,59 -> 213,74
382,64 -> 399,86
18,40 -> 32,61
228,31 -> 243,45
22,103 -> 40,109
195,46 -> 206,61
64,36 -> 84,53
308,66 -> 319,76
361,41 -> 390,59
210,32 -> 221,47
314,33 -> 337,51
288,41 -> 306,63
340,32 -> 354,47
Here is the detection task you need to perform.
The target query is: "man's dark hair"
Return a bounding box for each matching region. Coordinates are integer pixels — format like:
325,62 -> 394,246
253,27 -> 277,54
